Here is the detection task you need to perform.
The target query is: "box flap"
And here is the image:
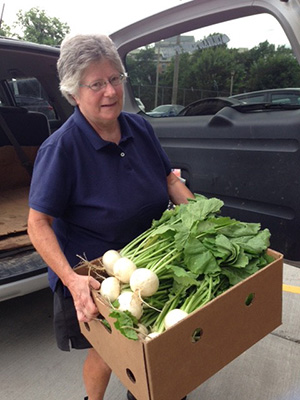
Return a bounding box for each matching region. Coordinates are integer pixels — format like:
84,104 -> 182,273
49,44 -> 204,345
80,293 -> 151,400
143,249 -> 282,400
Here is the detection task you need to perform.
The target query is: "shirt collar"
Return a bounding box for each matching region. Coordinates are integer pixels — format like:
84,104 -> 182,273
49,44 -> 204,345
73,106 -> 133,150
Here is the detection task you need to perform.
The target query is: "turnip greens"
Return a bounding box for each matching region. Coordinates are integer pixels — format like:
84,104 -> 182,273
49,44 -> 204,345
94,194 -> 274,340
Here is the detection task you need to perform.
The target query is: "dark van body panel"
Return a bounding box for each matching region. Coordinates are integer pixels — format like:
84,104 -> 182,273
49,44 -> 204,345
147,107 -> 300,260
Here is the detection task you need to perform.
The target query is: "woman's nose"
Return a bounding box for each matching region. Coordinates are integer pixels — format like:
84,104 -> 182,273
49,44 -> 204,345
103,81 -> 117,95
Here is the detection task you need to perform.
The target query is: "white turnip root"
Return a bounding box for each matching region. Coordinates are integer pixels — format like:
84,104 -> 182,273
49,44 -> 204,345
113,257 -> 137,283
117,291 -> 143,319
102,250 -> 121,276
100,277 -> 120,302
145,331 -> 160,341
164,309 -> 188,329
137,323 -> 148,339
130,268 -> 159,297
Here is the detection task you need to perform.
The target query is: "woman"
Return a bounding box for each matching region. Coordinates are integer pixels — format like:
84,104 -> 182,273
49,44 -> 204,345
27,33 -> 193,400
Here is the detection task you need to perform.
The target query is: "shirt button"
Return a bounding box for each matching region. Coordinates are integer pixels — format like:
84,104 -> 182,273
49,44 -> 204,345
120,152 -> 125,157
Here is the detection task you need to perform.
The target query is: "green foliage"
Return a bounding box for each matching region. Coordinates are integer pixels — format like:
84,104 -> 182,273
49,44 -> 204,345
126,46 -> 156,85
0,22 -> 13,37
126,46 -> 157,110
13,7 -> 70,45
248,52 -> 300,90
109,309 -> 139,340
111,194 -> 274,339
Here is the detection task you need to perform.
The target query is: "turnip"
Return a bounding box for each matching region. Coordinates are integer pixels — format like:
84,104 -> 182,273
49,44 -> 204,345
100,277 -> 120,302
130,268 -> 159,297
117,291 -> 143,319
113,257 -> 137,283
137,323 -> 148,339
164,308 -> 188,329
102,249 -> 121,276
145,331 -> 160,341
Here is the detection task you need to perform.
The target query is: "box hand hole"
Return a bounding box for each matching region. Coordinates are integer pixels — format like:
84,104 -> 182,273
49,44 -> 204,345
96,313 -> 112,334
99,319 -> 112,334
126,368 -> 136,384
191,327 -> 204,343
245,292 -> 255,306
84,322 -> 90,332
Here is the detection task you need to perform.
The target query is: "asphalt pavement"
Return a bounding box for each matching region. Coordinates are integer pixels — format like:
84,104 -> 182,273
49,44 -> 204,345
0,262 -> 299,400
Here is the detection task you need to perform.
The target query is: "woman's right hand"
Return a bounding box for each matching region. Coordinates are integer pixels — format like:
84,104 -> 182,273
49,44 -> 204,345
67,273 -> 101,323
28,209 -> 101,323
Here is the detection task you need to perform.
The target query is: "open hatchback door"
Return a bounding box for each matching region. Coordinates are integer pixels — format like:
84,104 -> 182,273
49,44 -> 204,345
111,0 -> 300,262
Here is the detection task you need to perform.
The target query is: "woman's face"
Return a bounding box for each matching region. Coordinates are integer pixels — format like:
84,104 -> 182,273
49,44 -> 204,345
74,59 -> 124,128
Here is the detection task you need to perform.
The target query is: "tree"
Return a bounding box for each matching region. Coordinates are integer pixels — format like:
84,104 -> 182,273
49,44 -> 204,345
126,46 -> 157,110
160,43 -> 243,103
125,36 -> 300,108
14,7 -> 70,45
0,22 -> 13,37
248,52 -> 300,90
155,38 -> 300,102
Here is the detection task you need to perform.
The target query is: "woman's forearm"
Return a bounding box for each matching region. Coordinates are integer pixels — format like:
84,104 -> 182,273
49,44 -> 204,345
167,171 -> 195,205
27,208 -> 76,287
27,208 -> 100,322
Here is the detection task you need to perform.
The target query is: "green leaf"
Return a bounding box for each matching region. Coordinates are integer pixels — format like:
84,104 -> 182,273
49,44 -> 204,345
218,221 -> 261,238
151,208 -> 175,227
148,225 -> 176,239
221,262 -> 259,285
228,250 -> 249,269
164,264 -> 199,287
233,229 -> 271,255
202,234 -> 235,262
174,226 -> 191,251
109,310 -> 139,341
184,237 -> 221,275
179,196 -> 224,227
262,252 -> 275,265
196,216 -> 234,236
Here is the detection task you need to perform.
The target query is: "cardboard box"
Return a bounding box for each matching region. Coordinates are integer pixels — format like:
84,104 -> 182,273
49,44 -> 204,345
78,249 -> 283,400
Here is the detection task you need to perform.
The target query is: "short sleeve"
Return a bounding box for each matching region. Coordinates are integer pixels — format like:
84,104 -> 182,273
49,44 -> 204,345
29,142 -> 72,217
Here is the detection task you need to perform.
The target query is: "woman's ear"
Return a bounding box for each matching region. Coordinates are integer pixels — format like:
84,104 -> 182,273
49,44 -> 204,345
71,94 -> 79,105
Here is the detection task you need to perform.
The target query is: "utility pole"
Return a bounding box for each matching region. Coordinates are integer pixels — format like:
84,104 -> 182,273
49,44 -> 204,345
154,42 -> 161,108
0,3 -> 5,29
171,35 -> 181,105
230,71 -> 235,96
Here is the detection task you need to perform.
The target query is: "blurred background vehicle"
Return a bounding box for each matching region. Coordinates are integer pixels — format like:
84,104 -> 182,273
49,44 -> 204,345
135,97 -> 145,112
178,97 -> 242,116
230,88 -> 300,105
146,104 -> 184,117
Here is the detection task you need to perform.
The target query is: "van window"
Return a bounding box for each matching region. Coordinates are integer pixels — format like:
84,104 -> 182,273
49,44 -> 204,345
126,13 -> 300,116
8,77 -> 57,120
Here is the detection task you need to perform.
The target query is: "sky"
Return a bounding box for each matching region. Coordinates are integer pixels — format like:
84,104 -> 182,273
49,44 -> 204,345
1,0 -> 290,49
1,0 -> 191,35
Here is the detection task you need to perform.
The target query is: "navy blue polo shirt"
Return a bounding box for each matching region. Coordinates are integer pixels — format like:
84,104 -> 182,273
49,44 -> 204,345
29,107 -> 171,292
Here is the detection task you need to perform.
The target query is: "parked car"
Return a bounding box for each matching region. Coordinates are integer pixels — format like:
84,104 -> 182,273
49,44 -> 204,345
178,97 -> 243,116
231,88 -> 300,105
0,38 -> 72,302
135,97 -> 146,112
146,104 -> 184,117
1,0 -> 300,302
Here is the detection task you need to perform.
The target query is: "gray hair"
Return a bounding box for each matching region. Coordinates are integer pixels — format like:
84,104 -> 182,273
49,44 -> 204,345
57,34 -> 125,106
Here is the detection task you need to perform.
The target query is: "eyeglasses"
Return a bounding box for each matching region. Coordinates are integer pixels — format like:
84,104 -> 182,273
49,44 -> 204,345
79,73 -> 127,92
